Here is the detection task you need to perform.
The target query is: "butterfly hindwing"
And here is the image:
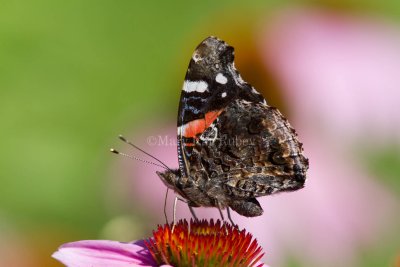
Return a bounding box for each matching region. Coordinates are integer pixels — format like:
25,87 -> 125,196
195,99 -> 308,197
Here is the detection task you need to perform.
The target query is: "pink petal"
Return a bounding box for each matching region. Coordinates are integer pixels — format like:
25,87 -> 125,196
52,239 -> 162,267
255,262 -> 270,267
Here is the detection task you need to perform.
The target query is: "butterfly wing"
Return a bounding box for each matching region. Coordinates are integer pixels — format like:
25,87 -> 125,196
176,37 -> 308,216
197,97 -> 308,216
177,37 -> 264,177
200,99 -> 308,197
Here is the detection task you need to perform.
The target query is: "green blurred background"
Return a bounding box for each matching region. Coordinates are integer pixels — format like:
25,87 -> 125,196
1,0 -> 400,266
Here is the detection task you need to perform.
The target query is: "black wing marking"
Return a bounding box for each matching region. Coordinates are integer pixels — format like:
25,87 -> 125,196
177,36 -> 264,178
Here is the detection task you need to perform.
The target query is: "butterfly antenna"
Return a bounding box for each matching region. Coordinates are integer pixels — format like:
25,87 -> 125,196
118,135 -> 172,171
110,148 -> 168,170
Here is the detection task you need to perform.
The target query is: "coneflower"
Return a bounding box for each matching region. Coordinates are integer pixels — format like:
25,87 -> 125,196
53,219 -> 267,267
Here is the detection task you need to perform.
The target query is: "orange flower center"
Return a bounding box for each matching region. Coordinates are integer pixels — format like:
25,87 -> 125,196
145,219 -> 264,267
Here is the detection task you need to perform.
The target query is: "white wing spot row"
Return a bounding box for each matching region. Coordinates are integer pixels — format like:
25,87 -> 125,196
183,80 -> 209,93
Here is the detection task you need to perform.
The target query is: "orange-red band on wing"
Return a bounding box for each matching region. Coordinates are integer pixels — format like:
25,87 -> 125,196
182,109 -> 223,138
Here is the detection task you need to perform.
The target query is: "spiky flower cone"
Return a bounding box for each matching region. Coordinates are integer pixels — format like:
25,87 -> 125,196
145,219 -> 265,267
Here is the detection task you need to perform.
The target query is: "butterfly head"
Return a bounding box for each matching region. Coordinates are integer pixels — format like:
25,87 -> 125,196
156,169 -> 181,190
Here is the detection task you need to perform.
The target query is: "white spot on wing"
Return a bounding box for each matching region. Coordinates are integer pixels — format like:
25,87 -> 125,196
215,73 -> 228,84
251,87 -> 260,94
178,123 -> 190,137
228,63 -> 245,86
183,80 -> 208,93
221,92 -> 227,98
200,122 -> 218,142
192,53 -> 202,63
236,74 -> 245,84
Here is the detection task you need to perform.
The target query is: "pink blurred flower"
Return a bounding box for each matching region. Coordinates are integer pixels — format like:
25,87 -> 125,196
255,7 -> 400,266
263,8 -> 400,143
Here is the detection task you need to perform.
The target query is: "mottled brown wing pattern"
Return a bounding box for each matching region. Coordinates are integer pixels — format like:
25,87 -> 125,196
190,99 -> 308,201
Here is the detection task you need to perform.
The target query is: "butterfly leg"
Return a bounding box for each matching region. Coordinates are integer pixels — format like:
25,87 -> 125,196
188,205 -> 199,222
216,202 -> 230,234
172,197 -> 191,231
217,201 -> 225,221
163,188 -> 170,224
172,196 -> 179,232
226,207 -> 237,227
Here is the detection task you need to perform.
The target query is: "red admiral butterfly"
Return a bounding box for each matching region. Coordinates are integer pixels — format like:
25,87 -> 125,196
157,36 -> 308,220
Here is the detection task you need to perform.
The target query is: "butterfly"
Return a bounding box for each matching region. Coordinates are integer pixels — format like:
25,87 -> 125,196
156,36 -> 308,221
